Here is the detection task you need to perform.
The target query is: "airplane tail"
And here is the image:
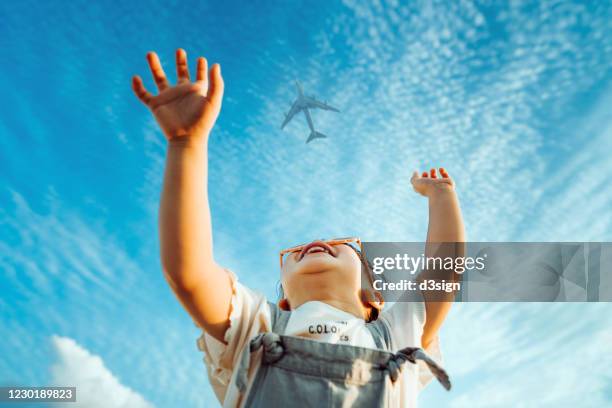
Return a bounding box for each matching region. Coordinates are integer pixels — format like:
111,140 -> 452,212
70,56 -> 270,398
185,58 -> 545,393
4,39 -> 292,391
306,130 -> 327,143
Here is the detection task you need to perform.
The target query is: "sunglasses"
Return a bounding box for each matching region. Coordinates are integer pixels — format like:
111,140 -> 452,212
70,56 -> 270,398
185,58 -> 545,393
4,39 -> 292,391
279,237 -> 363,268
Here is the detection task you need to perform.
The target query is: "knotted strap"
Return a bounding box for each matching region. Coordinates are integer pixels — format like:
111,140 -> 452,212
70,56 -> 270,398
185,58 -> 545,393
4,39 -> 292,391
235,333 -> 285,392
386,347 -> 451,391
236,333 -> 451,393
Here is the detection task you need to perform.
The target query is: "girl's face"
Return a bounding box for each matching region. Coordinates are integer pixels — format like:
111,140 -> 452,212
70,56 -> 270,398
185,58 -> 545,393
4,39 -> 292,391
280,240 -> 367,311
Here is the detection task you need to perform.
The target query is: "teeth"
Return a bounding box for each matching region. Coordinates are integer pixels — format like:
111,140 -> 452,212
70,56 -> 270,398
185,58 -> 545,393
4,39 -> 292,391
306,246 -> 328,255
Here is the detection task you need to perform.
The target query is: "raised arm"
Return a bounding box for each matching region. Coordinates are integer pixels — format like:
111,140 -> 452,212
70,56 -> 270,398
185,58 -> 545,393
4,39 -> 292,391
411,168 -> 465,349
132,49 -> 232,342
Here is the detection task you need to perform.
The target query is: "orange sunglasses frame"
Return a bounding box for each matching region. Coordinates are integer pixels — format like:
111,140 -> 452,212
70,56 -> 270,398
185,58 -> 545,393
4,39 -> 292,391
279,237 -> 363,268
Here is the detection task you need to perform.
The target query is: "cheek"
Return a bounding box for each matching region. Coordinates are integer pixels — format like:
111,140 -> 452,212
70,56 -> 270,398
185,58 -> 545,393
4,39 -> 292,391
280,259 -> 298,285
336,251 -> 362,277
280,263 -> 292,282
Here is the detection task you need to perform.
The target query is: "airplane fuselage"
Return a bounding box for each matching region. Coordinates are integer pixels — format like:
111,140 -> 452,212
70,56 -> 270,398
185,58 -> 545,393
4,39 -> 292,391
280,80 -> 339,143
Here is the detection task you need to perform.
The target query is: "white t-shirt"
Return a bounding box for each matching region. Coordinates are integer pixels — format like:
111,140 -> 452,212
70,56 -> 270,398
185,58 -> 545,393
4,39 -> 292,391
196,269 -> 443,408
284,300 -> 378,348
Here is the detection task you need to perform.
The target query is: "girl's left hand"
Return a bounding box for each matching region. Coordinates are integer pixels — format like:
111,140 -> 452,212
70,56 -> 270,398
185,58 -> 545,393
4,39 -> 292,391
411,168 -> 455,197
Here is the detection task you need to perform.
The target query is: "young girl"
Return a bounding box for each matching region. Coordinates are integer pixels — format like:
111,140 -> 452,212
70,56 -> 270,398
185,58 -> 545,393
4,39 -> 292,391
132,49 -> 465,408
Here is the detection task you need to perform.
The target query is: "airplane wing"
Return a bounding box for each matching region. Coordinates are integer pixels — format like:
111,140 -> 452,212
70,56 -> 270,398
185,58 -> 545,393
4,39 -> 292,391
302,96 -> 340,112
281,99 -> 301,129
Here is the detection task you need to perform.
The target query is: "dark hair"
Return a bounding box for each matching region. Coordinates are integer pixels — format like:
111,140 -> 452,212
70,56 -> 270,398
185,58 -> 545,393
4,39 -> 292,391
276,244 -> 382,322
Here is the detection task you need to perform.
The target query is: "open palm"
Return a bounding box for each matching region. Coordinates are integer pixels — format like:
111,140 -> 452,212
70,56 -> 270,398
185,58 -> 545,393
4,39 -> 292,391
131,49 -> 224,141
411,168 -> 455,197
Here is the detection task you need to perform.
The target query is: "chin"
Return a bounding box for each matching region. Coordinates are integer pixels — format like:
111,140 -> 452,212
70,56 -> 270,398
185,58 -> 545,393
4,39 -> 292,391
295,257 -> 337,274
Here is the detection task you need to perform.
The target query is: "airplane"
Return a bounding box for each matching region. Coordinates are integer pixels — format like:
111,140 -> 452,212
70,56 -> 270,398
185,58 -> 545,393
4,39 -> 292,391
280,80 -> 340,143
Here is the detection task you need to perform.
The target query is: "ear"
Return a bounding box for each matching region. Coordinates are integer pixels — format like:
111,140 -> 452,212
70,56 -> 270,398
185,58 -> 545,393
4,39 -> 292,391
278,298 -> 291,311
360,288 -> 384,312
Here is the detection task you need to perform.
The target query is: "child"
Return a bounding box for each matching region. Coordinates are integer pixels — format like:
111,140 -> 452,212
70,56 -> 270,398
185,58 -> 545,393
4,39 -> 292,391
132,49 -> 465,407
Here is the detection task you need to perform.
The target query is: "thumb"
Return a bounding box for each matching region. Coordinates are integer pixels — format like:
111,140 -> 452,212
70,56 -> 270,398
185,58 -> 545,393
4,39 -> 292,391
208,63 -> 224,106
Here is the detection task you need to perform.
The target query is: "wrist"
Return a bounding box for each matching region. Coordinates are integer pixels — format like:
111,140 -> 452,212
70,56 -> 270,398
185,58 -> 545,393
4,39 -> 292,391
168,134 -> 208,150
426,184 -> 456,199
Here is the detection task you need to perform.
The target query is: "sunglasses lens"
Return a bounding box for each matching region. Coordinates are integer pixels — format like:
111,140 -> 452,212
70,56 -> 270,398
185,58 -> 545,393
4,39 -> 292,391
282,250 -> 300,265
280,238 -> 361,267
329,238 -> 360,250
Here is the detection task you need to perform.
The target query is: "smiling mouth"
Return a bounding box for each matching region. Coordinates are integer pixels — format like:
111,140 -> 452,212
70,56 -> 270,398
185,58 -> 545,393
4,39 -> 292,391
298,242 -> 335,261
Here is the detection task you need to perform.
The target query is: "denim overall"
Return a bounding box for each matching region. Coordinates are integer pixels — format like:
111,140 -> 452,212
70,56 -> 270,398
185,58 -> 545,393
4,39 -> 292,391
235,303 -> 450,407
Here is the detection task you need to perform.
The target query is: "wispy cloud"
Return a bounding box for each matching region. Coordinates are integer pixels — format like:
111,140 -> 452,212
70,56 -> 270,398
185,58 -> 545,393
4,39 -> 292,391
435,303 -> 612,407
166,0 -> 612,291
0,188 -> 148,305
522,84 -> 612,241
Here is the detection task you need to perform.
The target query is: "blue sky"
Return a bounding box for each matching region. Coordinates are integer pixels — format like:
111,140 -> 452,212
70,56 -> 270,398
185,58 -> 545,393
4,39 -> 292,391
1,0 -> 611,407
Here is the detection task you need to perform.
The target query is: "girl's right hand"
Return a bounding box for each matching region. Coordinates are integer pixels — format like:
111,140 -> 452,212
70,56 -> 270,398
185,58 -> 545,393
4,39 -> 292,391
132,48 -> 224,142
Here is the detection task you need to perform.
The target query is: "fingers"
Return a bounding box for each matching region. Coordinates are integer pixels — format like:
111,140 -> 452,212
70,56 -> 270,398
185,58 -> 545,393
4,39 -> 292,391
131,75 -> 154,105
416,168 -> 450,178
141,49 -> 222,104
176,48 -> 191,83
146,51 -> 170,91
196,57 -> 208,83
207,63 -> 224,105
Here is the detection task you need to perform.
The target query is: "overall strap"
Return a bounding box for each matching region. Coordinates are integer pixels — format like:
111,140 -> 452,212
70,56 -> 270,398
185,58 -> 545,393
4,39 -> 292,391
365,317 -> 394,351
236,304 -> 289,393
267,302 -> 291,334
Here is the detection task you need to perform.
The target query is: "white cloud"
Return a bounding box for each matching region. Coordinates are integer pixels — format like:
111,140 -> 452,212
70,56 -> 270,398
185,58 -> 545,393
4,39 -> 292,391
50,335 -> 154,408
0,188 -> 217,407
